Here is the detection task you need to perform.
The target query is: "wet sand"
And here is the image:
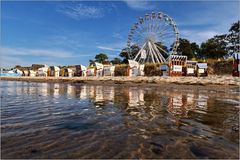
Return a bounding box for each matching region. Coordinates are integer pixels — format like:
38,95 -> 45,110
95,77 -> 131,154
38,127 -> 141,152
1,76 -> 239,88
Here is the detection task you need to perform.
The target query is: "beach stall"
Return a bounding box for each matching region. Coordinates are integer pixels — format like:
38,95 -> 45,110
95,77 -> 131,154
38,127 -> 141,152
86,66 -> 96,76
139,64 -> 145,76
13,68 -> 23,76
197,63 -> 208,77
29,70 -> 37,77
37,65 -> 49,77
75,65 -> 87,77
168,55 -> 187,76
63,68 -> 73,77
22,69 -> 30,76
232,53 -> 240,77
160,64 -> 170,76
48,66 -> 60,77
94,62 -> 104,77
127,60 -> 145,76
184,61 -> 197,76
103,65 -> 115,76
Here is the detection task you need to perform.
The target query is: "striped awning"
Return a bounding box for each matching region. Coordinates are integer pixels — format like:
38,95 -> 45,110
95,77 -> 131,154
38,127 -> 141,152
169,55 -> 187,61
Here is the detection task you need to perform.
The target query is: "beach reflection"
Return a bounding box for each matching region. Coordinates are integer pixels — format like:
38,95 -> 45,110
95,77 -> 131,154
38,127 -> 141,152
1,81 -> 239,159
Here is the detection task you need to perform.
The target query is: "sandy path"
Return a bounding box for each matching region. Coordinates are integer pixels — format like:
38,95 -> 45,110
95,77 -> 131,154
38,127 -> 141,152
1,76 -> 239,87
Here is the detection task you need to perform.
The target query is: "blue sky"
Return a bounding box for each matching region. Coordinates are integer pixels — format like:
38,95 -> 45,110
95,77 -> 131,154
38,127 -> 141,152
1,0 -> 239,68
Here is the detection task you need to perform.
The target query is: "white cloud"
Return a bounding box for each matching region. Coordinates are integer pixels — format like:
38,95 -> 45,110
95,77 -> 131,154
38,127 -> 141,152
112,32 -> 123,39
1,47 -> 76,58
0,46 -> 92,68
123,0 -> 155,10
56,3 -> 104,19
0,55 -> 60,69
181,30 -> 221,44
96,46 -> 121,52
45,35 -> 84,50
96,41 -> 126,52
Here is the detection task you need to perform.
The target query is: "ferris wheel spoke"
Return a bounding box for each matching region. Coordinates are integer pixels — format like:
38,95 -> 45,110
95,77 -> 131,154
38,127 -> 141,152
158,32 -> 175,38
158,27 -> 172,36
153,43 -> 167,62
158,34 -> 176,40
156,44 -> 169,55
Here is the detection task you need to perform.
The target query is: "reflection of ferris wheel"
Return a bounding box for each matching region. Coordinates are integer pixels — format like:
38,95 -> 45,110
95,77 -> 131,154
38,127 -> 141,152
127,12 -> 179,63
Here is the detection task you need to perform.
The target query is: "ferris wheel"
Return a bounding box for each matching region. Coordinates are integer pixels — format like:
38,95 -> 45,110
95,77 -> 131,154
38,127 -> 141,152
127,12 -> 179,63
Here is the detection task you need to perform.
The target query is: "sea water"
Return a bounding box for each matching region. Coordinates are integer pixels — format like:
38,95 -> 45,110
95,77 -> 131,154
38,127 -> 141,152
1,81 -> 239,159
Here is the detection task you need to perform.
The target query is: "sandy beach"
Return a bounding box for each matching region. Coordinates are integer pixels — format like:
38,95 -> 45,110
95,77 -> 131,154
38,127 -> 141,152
1,76 -> 239,87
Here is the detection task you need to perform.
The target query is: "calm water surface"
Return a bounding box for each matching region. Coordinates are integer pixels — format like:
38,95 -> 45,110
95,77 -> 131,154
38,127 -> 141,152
1,81 -> 239,159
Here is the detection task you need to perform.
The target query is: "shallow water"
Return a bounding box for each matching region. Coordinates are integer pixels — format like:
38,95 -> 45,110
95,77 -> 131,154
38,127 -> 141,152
1,80 -> 239,159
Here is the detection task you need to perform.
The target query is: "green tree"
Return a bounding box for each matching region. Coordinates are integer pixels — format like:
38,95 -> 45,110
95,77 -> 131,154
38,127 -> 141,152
226,21 -> 240,55
89,59 -> 95,65
190,42 -> 201,58
14,65 -> 21,69
177,38 -> 195,59
95,53 -> 108,63
200,37 -> 227,59
119,48 -> 129,64
111,57 -> 122,64
155,42 -> 169,59
119,44 -> 140,63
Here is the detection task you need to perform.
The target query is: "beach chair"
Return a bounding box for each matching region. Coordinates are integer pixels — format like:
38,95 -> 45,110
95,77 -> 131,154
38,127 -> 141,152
48,66 -> 60,77
197,63 -> 208,77
127,60 -> 143,77
86,67 -> 96,76
94,62 -> 104,77
29,70 -> 37,77
184,61 -> 197,76
103,65 -> 115,76
168,55 -> 187,76
160,64 -> 170,76
75,65 -> 87,77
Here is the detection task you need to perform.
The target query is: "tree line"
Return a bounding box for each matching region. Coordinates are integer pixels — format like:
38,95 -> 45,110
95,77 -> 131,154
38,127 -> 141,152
91,21 -> 239,64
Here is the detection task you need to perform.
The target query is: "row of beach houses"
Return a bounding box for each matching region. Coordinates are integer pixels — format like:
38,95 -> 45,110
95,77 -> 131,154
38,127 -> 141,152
2,55 -> 213,77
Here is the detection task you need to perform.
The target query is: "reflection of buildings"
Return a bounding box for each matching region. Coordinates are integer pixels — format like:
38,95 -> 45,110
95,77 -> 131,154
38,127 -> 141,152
94,86 -> 115,105
66,84 -> 76,98
5,81 -> 211,120
78,85 -> 115,104
95,86 -> 104,102
197,94 -> 208,109
79,85 -> 88,99
102,86 -> 114,102
128,88 -> 144,107
53,83 -> 60,97
80,86 -> 95,100
167,91 -> 208,117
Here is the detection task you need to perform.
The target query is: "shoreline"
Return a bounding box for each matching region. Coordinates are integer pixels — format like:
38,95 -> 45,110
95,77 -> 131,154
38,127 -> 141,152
1,76 -> 239,89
